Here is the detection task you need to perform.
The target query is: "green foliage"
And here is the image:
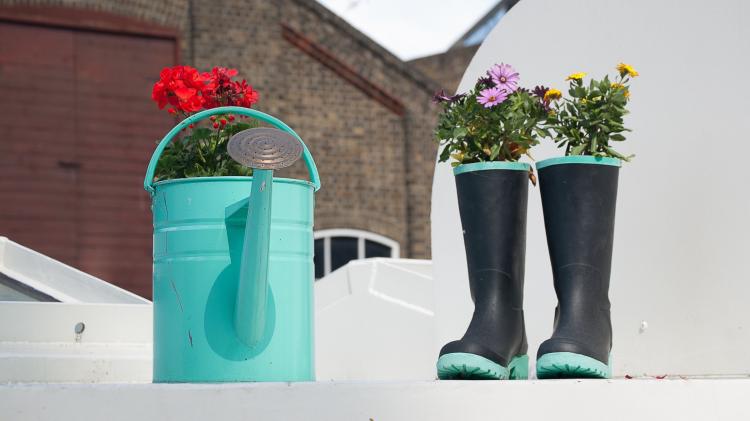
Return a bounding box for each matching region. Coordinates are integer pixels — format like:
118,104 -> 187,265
154,116 -> 258,181
545,73 -> 635,161
435,82 -> 549,166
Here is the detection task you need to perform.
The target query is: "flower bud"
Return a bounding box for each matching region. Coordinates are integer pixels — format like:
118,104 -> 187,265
213,122 -> 219,129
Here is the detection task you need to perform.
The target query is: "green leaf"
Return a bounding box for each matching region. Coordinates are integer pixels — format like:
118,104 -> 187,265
452,126 -> 468,139
570,144 -> 587,155
490,143 -> 500,160
439,146 -> 451,162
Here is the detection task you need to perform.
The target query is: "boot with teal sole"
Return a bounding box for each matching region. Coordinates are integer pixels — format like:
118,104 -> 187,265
437,162 -> 530,380
535,156 -> 619,379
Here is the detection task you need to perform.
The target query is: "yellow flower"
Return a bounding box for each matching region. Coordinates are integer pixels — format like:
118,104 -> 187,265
611,82 -> 631,98
544,88 -> 562,101
617,63 -> 639,77
566,72 -> 586,81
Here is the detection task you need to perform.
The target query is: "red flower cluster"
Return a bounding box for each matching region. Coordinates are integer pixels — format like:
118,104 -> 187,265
202,67 -> 260,109
152,65 -> 259,114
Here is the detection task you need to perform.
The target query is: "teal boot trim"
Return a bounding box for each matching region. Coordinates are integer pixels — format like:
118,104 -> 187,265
437,353 -> 528,380
536,352 -> 612,379
508,354 -> 529,380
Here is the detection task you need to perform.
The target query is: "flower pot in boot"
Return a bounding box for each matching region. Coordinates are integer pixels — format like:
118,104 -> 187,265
535,156 -> 619,379
436,162 -> 531,380
536,64 -> 637,378
432,62 -> 548,380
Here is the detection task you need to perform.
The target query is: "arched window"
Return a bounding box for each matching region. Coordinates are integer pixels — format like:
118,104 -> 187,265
314,229 -> 400,279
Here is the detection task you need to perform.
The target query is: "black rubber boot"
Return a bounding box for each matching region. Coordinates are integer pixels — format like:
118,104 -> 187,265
535,158 -> 619,379
437,164 -> 529,380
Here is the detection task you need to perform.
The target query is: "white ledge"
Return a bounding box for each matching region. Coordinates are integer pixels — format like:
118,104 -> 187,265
2,378 -> 749,420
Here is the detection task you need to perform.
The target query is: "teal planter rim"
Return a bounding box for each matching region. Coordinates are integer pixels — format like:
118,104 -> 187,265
453,161 -> 530,175
536,156 -> 621,170
152,175 -> 315,190
144,106 -> 321,195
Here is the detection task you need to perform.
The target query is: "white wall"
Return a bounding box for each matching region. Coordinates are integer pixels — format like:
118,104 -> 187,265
315,259 -> 436,380
432,0 -> 750,376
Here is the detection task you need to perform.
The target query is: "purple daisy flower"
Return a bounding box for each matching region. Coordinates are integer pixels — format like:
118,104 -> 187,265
477,87 -> 508,108
532,85 -> 549,99
448,93 -> 466,103
489,63 -> 520,93
532,85 -> 553,111
432,89 -> 451,103
477,75 -> 493,89
433,90 -> 467,104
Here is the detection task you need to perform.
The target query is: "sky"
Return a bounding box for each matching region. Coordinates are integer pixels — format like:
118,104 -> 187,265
316,0 -> 499,60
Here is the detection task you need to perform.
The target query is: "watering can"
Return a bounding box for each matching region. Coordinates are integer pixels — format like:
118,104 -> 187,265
143,106 -> 320,383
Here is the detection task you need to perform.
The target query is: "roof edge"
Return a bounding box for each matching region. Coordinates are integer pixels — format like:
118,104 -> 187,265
449,0 -> 519,50
291,0 -> 440,95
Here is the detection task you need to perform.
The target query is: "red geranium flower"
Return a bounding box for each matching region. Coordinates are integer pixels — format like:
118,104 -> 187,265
152,65 -> 212,113
152,65 -> 259,115
234,80 -> 260,108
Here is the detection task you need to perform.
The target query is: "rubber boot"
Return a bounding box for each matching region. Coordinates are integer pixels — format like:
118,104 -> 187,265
437,163 -> 530,380
535,157 -> 620,379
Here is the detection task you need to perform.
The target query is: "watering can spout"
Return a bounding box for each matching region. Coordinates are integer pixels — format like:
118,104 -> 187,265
234,169 -> 274,348
230,127 -> 305,349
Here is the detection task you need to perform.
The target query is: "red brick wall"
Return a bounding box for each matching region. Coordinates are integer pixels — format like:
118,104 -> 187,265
0,17 -> 175,298
0,0 -> 439,297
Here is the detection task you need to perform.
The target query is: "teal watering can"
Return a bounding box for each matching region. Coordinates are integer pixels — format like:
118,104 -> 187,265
143,106 -> 320,383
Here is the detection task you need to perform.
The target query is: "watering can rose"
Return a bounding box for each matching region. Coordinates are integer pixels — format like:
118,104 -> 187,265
150,65 -> 262,181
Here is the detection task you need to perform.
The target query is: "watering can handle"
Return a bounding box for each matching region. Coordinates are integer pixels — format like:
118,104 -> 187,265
143,106 -> 321,195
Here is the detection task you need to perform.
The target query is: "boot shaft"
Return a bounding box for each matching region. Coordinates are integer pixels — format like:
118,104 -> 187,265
439,165 -> 530,366
538,162 -> 619,293
455,168 -> 529,306
536,159 -> 619,366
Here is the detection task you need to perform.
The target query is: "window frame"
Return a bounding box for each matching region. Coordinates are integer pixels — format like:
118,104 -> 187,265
314,229 -> 400,278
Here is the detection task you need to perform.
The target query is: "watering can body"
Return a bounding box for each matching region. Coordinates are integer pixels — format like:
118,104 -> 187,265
144,107 -> 320,383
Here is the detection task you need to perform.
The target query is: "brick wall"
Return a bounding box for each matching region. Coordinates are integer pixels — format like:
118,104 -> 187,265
0,0 -> 439,264
409,45 -> 479,94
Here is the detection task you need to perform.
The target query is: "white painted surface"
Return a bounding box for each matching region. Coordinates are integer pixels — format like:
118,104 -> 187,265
1,256 -> 438,384
0,302 -> 152,383
2,379 -> 749,421
432,0 -> 750,376
0,237 -> 148,304
315,258 -> 436,380
0,237 -> 152,383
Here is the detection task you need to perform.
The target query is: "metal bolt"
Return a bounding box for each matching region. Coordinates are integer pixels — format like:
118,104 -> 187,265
75,322 -> 86,335
639,320 -> 648,334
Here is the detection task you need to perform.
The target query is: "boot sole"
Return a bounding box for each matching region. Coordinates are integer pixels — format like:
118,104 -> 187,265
536,352 -> 612,379
437,353 -> 528,380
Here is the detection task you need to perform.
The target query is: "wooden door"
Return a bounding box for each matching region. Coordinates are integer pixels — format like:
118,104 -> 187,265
0,20 -> 175,298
